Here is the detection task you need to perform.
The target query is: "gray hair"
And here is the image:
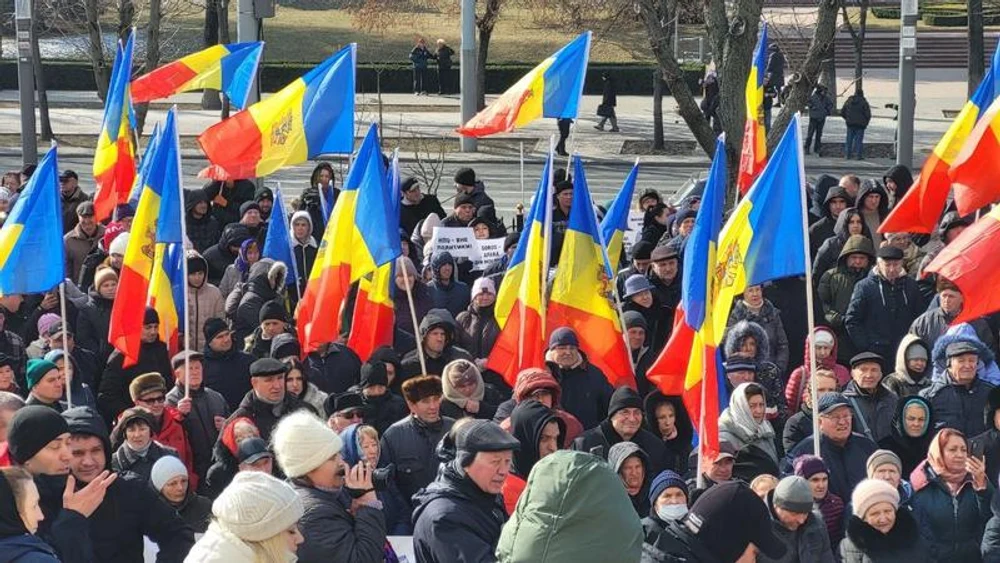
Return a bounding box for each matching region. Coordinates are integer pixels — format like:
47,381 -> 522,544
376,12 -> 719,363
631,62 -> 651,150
0,391 -> 25,412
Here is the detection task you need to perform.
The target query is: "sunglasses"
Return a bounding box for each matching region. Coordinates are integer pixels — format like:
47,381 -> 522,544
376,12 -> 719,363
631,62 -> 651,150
338,410 -> 364,420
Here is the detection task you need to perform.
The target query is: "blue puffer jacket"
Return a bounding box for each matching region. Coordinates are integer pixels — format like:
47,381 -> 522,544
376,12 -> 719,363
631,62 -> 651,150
921,331 -> 998,437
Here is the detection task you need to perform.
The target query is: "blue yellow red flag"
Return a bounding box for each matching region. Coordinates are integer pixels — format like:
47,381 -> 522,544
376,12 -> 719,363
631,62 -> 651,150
262,184 -> 298,287
132,41 -> 264,110
199,44 -> 356,181
0,146 -> 65,295
548,156 -> 634,388
93,31 -> 137,222
737,23 -> 768,195
599,160 -> 639,270
457,32 -> 591,137
486,155 -> 551,385
712,114 -> 807,339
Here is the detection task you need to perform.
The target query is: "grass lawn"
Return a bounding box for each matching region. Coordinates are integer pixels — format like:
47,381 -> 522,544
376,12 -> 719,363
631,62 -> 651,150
842,6 -> 1000,30
164,6 -> 655,64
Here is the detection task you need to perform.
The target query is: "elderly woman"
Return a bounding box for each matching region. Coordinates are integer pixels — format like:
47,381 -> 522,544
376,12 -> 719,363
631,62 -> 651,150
840,478 -> 930,562
184,471 -> 304,562
718,382 -> 779,480
151,455 -> 212,533
909,428 -> 993,561
440,359 -> 502,420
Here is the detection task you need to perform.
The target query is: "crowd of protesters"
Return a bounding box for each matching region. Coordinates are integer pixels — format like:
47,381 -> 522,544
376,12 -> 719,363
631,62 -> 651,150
0,158 -> 996,562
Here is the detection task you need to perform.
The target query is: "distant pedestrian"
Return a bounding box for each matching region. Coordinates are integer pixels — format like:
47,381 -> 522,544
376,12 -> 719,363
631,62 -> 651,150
409,37 -> 434,96
805,84 -> 834,155
435,39 -> 455,95
701,73 -> 722,134
595,72 -> 619,132
556,118 -> 572,156
841,88 -> 872,160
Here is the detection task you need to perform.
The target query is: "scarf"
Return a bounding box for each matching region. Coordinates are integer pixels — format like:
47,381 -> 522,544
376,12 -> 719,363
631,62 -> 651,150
122,440 -> 152,465
927,428 -> 971,492
442,360 -> 484,410
234,239 -> 258,275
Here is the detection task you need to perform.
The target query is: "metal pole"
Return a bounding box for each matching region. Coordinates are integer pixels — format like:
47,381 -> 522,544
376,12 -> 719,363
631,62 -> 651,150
59,282 -> 72,409
459,0 -> 477,152
540,136 -> 555,338
519,141 -> 525,204
897,0 -> 918,168
237,0 -> 261,106
14,0 -> 36,167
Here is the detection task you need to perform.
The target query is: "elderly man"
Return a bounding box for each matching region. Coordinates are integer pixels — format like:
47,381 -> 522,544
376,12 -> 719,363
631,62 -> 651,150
785,393 -> 878,500
545,327 -> 613,430
911,278 -> 995,351
572,385 -> 670,475
226,357 -> 315,441
380,375 -> 455,533
921,338 -> 995,436
63,201 -> 104,282
761,476 -> 835,563
842,352 -> 898,443
413,419 -> 520,563
845,246 -> 926,360
610,442 -> 652,516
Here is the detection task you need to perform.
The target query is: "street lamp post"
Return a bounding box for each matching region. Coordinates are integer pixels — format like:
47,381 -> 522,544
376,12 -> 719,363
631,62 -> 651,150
897,0 -> 918,168
14,0 -> 36,166
460,0 -> 477,152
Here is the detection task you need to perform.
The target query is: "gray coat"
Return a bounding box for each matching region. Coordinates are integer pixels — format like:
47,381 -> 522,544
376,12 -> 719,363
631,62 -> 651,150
758,495 -> 835,563
291,481 -> 387,563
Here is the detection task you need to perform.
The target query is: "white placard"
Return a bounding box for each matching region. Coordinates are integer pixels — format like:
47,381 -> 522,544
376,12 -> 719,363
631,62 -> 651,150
429,227 -> 478,260
473,238 -> 505,271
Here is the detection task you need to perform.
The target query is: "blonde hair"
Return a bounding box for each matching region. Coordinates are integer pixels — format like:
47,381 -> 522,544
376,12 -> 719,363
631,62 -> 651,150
249,529 -> 297,563
1,466 -> 34,516
356,424 -> 379,445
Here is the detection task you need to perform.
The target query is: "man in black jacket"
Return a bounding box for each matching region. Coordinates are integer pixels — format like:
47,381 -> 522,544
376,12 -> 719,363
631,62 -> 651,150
97,307 -> 172,424
571,386 -> 671,475
201,318 -> 254,411
544,327 -> 613,431
202,223 -> 251,286
184,189 -> 222,254
62,406 -> 194,563
400,308 -> 473,383
379,375 -> 455,533
357,361 -> 407,435
225,358 -> 316,442
399,177 -> 445,238
165,350 -> 229,486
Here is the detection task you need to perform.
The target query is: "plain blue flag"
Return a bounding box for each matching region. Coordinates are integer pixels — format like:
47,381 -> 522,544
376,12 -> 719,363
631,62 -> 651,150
263,184 -> 298,287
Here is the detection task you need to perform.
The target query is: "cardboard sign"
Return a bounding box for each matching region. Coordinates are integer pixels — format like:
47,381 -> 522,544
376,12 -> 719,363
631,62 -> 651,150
622,210 -> 644,256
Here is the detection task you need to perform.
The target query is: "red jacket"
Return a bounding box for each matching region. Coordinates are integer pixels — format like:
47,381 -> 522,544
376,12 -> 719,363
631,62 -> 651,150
785,327 -> 850,412
501,473 -> 527,515
157,406 -> 198,490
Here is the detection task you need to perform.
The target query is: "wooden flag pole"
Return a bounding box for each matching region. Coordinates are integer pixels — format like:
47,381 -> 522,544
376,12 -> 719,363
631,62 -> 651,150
59,281 -> 73,409
400,257 -> 427,375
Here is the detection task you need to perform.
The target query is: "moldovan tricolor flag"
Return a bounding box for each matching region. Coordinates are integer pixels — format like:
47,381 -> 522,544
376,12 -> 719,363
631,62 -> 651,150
93,32 -> 137,222
457,32 -> 590,137
347,152 -> 402,361
646,135 -> 727,461
297,124 -> 398,354
600,160 -> 639,270
131,42 -> 264,110
548,155 -> 634,388
737,23 -> 768,195
145,108 -> 186,355
882,40 -> 1000,233
0,145 -> 64,295
486,156 -> 552,386
199,43 -> 356,180
925,206 -> 1000,324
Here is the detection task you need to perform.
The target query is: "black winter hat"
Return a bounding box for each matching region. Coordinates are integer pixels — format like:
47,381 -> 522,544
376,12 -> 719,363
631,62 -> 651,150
504,232 -> 520,252
270,333 -> 300,360
554,180 -> 573,195
622,310 -> 648,331
203,317 -> 231,343
187,254 -> 208,275
258,301 -> 288,324
8,406 -> 69,465
548,327 -> 579,350
250,358 -> 288,378
324,391 -> 364,418
631,240 -> 654,261
876,246 -> 903,260
360,362 -> 389,388
607,386 -> 643,418
239,201 -> 261,218
454,168 -> 476,186
143,307 -> 159,326
401,177 -> 419,193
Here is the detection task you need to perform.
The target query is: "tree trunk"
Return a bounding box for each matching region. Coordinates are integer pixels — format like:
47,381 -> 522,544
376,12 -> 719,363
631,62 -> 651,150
218,0 -> 231,44
768,0 -> 840,150
136,0 -> 162,135
476,24 -> 493,111
30,0 -> 53,141
118,0 -> 134,40
202,0 -> 222,110
969,0 -> 985,96
85,0 -> 109,100
855,0 -> 868,91
653,70 -> 664,150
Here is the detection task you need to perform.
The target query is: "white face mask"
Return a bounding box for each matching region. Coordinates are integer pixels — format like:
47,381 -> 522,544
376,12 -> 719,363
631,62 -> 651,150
657,503 -> 688,521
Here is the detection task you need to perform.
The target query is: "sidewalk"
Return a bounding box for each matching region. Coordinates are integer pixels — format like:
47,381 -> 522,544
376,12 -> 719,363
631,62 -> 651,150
0,66 -> 970,167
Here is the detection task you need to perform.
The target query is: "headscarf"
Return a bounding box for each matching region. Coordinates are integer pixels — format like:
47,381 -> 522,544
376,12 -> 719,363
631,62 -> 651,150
0,471 -> 28,538
727,382 -> 775,443
927,428 -> 970,487
442,359 -> 484,409
234,239 -> 259,275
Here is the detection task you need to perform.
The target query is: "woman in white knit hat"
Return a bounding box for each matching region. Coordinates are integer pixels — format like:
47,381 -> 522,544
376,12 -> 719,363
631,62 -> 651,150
838,478 -> 929,562
270,410 -> 389,562
184,471 -> 304,563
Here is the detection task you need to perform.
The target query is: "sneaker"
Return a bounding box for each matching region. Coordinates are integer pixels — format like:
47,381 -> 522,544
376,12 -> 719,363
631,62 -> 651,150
593,125 -> 604,131
609,127 -> 620,132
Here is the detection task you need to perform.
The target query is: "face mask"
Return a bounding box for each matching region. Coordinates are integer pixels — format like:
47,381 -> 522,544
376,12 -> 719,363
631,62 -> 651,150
656,503 -> 688,521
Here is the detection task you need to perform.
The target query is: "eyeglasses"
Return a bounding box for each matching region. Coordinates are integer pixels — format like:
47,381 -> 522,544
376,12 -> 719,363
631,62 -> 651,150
338,410 -> 364,420
140,395 -> 166,405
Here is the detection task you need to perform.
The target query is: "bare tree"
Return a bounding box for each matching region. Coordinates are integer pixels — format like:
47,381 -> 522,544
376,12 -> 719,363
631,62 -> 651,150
30,0 -> 53,141
201,0 -> 222,109
84,0 -> 110,99
474,0 -> 503,109
970,0 -> 985,95
840,0 -> 868,92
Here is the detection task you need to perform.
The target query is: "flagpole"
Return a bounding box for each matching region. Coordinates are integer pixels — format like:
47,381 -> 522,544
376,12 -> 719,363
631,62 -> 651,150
792,115 -> 822,456
172,107 -> 192,400
540,135 -> 556,338
696,353 -> 708,490
399,257 -> 427,375
565,120 -> 576,170
519,140 -> 525,205
317,183 -> 328,225
59,281 -> 73,410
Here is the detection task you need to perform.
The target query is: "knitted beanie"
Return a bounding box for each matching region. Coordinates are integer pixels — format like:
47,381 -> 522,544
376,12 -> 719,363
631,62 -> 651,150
36,314 -> 61,340
25,359 -> 58,391
212,471 -> 303,542
108,232 -> 130,256
270,411 -> 343,478
94,267 -> 118,290
773,476 -> 814,514
793,454 -> 829,480
866,449 -> 903,478
7,406 -> 69,464
150,455 -> 188,492
851,478 -> 900,518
